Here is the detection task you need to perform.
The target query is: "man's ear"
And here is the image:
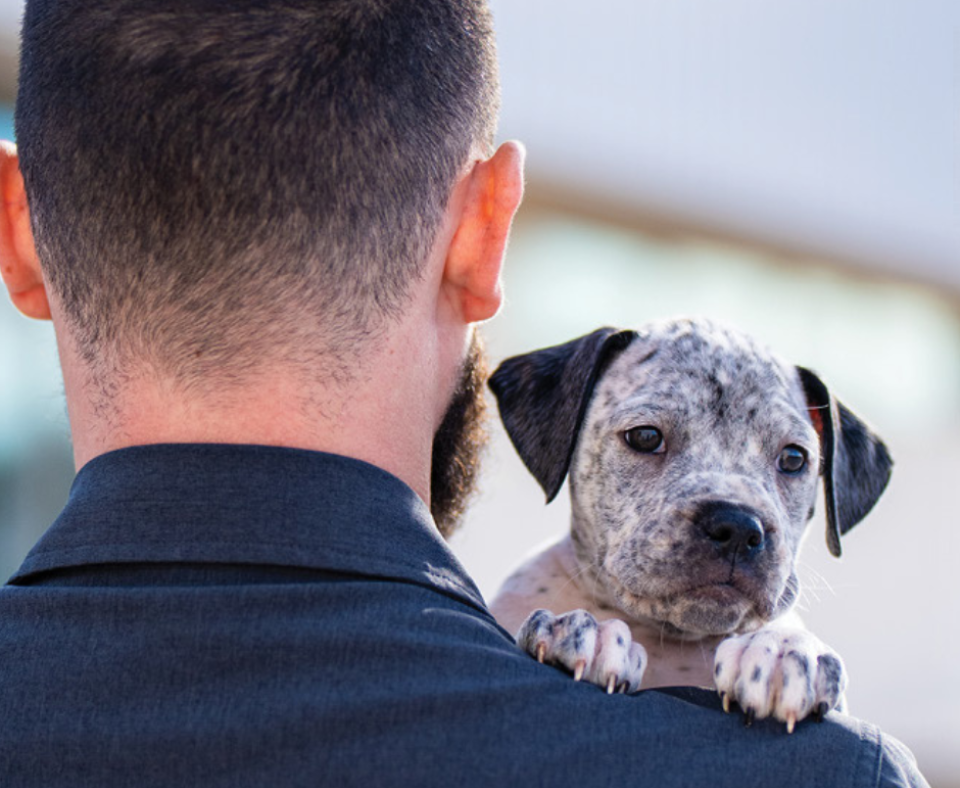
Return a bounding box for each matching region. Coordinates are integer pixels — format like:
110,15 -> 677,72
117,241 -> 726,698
0,142 -> 50,321
442,141 -> 525,324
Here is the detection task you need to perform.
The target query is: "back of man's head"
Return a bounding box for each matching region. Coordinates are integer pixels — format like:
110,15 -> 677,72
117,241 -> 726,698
16,0 -> 499,388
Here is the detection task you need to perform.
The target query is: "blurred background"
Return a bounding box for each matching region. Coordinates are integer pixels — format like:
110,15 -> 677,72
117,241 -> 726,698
0,0 -> 956,783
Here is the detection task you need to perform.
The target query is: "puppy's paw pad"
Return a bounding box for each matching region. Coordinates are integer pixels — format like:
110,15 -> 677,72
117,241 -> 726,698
517,609 -> 647,693
714,627 -> 846,733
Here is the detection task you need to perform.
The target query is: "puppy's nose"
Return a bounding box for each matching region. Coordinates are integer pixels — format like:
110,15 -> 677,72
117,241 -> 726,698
698,504 -> 766,558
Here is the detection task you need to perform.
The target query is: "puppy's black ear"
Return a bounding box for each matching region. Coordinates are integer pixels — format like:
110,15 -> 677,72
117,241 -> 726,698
489,328 -> 637,502
796,367 -> 893,558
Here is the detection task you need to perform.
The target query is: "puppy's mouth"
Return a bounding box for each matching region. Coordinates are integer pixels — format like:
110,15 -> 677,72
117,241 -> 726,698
686,582 -> 749,607
678,581 -> 766,634
610,572 -> 776,639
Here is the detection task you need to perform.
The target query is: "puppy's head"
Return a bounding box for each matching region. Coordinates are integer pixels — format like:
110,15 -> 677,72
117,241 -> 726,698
489,318 -> 892,639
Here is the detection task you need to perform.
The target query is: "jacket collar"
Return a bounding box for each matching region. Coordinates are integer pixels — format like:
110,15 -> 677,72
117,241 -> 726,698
9,444 -> 488,613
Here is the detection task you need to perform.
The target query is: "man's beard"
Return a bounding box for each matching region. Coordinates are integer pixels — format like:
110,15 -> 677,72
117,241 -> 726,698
430,332 -> 490,538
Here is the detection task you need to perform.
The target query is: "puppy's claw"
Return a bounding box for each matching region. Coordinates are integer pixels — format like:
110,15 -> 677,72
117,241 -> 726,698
535,642 -> 546,664
606,674 -> 617,695
715,627 -> 847,734
573,660 -> 586,682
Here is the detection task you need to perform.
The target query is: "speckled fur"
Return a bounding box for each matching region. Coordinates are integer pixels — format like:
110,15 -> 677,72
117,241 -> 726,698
567,319 -> 817,636
489,318 -> 890,727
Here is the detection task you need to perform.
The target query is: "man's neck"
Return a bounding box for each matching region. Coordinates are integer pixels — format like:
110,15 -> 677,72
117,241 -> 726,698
59,327 -> 450,508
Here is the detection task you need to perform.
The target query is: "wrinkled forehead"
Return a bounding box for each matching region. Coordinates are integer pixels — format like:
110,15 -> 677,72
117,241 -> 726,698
594,322 -> 809,428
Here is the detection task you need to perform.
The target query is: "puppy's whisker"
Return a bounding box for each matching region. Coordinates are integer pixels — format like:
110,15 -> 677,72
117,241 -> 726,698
697,638 -> 713,667
795,562 -> 836,610
793,593 -> 812,614
547,558 -> 603,609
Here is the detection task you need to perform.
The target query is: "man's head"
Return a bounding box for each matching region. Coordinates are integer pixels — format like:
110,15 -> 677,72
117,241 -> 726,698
14,0 -> 499,387
1,0 -> 525,518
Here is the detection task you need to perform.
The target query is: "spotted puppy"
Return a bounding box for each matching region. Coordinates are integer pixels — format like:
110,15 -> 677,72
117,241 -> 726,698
488,318 -> 892,732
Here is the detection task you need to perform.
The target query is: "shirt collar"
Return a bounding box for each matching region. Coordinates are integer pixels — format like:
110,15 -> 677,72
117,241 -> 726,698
9,444 -> 488,612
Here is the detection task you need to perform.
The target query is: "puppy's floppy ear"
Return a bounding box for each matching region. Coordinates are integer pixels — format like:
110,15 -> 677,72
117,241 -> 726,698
797,367 -> 893,558
489,328 -> 637,502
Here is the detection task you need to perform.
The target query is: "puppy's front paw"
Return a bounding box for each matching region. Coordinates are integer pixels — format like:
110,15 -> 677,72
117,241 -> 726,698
714,627 -> 847,733
516,609 -> 647,693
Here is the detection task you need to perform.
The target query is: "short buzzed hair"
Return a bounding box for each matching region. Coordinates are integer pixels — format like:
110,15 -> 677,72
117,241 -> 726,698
16,0 -> 499,385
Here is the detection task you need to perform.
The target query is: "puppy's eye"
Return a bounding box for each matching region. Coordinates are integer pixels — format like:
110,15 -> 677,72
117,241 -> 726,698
623,426 -> 665,454
778,445 -> 807,474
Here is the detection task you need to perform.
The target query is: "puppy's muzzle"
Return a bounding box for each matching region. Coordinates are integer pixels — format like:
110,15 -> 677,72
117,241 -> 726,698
697,503 -> 766,560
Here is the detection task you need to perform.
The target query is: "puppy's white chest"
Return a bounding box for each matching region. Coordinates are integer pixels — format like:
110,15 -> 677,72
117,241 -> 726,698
491,535 -> 719,689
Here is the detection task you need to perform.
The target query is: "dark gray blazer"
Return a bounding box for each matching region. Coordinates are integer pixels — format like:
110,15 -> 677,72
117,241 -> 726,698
0,445 -> 927,787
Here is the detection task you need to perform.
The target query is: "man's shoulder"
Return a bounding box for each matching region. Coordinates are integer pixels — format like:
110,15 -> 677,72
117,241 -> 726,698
0,571 -> 928,788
